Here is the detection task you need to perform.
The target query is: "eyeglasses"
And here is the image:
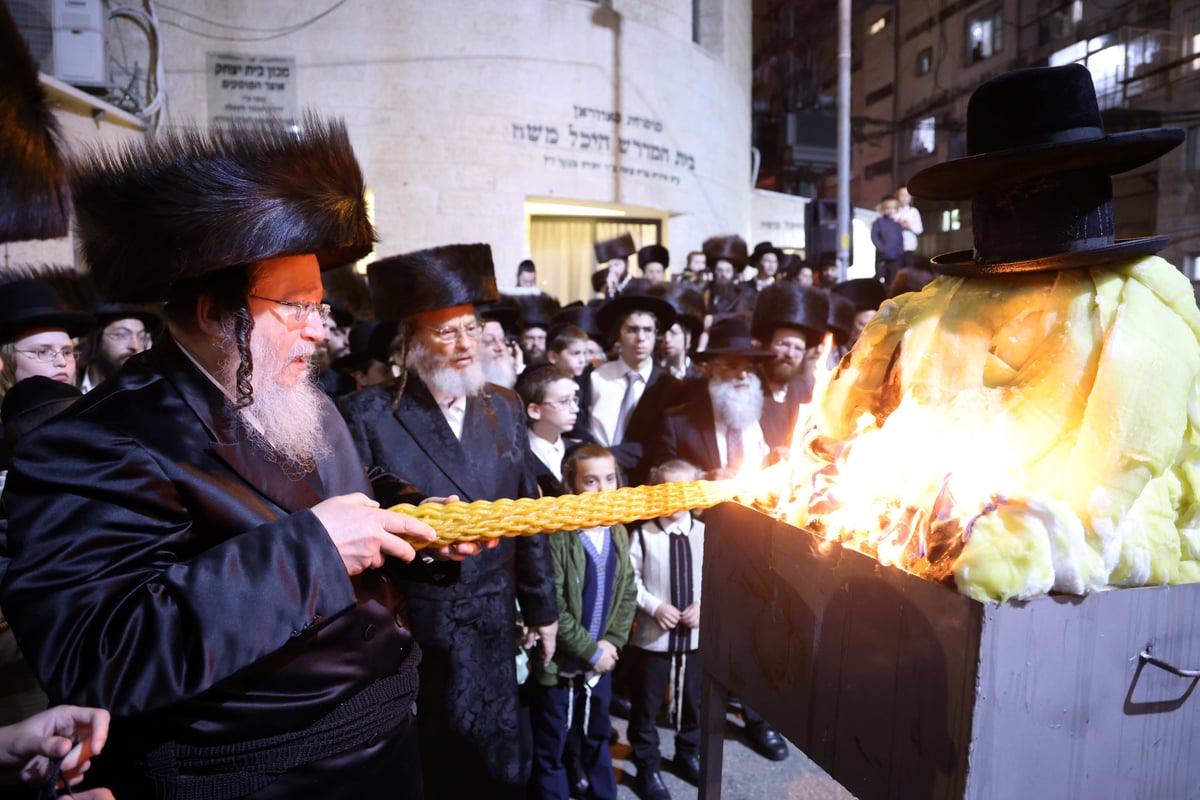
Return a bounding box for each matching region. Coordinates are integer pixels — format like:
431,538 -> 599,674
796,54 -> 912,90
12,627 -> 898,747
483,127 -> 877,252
105,328 -> 153,346
541,395 -> 579,410
424,320 -> 482,344
16,346 -> 77,362
249,294 -> 332,325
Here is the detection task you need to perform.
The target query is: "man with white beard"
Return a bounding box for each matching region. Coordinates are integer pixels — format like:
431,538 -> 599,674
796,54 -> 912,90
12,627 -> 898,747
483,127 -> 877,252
648,318 -> 792,763
0,116 -> 466,798
338,243 -> 558,800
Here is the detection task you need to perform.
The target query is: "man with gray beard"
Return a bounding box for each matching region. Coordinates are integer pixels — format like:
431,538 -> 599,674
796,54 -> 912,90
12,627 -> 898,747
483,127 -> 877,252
338,243 -> 558,800
648,318 -> 792,764
0,117 -> 467,799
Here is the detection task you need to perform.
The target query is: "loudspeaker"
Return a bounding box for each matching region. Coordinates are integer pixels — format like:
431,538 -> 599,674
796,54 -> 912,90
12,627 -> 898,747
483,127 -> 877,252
804,198 -> 850,267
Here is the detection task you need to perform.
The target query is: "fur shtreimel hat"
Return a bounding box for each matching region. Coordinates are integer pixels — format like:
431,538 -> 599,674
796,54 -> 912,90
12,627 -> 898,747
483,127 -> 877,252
368,243 -> 499,321
702,235 -> 749,272
751,284 -> 829,346
908,64 -> 1183,275
71,113 -> 376,303
637,244 -> 669,272
0,6 -> 69,244
594,233 -> 636,264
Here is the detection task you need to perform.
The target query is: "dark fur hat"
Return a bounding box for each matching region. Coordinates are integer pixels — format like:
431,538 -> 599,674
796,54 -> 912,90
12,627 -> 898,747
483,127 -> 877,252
0,6 -> 69,243
368,243 -> 499,320
70,113 -> 376,303
752,284 -> 828,346
322,263 -> 373,322
702,235 -> 749,271
637,244 -> 670,273
594,233 -> 636,263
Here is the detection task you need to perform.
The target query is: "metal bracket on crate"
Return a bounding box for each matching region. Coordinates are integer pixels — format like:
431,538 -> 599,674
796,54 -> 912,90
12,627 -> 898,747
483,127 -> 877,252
1139,649 -> 1200,679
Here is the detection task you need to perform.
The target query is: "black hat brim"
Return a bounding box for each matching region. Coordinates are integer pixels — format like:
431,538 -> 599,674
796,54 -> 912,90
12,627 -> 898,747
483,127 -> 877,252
596,295 -> 676,337
93,308 -> 162,334
909,129 -> 1184,201
930,235 -> 1168,275
0,309 -> 95,342
693,347 -> 776,363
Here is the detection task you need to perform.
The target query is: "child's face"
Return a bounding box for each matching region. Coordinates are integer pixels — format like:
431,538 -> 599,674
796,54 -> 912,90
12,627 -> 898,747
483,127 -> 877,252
550,341 -> 590,377
530,377 -> 579,434
573,456 -> 618,494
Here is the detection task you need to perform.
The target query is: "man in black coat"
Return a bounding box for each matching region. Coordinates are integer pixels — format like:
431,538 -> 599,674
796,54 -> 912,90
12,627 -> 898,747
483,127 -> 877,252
751,284 -> 830,448
648,319 -> 792,764
0,117 -> 460,799
338,244 -> 558,800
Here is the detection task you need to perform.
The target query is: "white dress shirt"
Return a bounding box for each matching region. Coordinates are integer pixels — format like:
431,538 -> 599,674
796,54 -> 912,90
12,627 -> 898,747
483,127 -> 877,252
588,358 -> 653,446
896,203 -> 924,252
629,515 -> 705,651
714,418 -> 769,469
430,389 -> 467,440
528,430 -> 566,481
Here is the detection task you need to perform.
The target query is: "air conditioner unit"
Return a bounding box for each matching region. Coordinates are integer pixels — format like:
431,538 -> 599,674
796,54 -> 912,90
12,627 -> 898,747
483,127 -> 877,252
8,0 -> 107,88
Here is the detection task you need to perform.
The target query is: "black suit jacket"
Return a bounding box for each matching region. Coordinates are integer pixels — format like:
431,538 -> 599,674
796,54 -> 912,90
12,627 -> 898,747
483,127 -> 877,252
1,338 -> 448,798
571,361 -> 686,485
650,380 -> 792,474
337,378 -> 557,794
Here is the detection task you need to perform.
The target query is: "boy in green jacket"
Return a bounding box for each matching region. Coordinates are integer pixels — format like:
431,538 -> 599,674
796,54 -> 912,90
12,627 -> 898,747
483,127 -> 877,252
529,444 -> 637,800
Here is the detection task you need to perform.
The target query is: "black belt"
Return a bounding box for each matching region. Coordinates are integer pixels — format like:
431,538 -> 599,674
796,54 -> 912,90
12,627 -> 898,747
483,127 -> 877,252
144,669 -> 418,800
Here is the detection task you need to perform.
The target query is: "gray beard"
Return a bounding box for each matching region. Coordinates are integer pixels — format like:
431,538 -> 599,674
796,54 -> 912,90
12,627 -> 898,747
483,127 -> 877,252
408,339 -> 487,398
480,349 -> 517,390
708,372 -> 764,430
218,322 -> 331,473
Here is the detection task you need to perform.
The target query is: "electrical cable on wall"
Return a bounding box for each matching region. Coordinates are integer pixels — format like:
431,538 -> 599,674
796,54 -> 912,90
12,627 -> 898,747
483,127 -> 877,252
107,0 -> 166,134
156,0 -> 350,43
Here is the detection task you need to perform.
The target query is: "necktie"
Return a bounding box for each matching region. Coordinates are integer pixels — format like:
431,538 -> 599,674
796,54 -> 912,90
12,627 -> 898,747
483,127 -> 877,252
726,426 -> 745,472
613,370 -> 641,444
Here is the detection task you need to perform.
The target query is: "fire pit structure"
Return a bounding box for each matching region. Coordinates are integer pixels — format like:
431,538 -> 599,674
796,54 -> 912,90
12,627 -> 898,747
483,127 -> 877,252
697,501 -> 1200,800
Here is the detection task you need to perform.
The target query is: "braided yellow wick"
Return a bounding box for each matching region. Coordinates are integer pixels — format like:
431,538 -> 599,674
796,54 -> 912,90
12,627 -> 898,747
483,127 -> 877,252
390,480 -> 744,550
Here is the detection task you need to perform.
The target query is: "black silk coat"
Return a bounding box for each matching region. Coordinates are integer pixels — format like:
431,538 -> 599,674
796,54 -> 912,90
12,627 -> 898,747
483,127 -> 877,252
338,379 -> 558,799
0,339 -> 451,799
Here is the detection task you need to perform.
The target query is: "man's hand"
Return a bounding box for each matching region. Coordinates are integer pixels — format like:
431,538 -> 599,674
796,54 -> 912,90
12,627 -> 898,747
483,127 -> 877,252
653,602 -> 681,630
594,640 -> 619,673
680,602 -> 701,628
313,493 -> 436,573
522,621 -> 558,667
0,705 -> 113,798
420,495 -> 500,561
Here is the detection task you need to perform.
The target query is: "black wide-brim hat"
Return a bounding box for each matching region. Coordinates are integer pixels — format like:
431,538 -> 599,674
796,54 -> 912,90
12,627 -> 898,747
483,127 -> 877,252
513,292 -> 562,331
826,291 -> 855,347
71,113 -> 376,303
693,318 -> 775,362
596,292 -> 676,341
369,243 -> 499,320
0,5 -> 69,244
477,297 -> 521,333
909,64 -> 1182,275
0,278 -> 94,342
909,65 -> 1182,201
91,303 -> 163,335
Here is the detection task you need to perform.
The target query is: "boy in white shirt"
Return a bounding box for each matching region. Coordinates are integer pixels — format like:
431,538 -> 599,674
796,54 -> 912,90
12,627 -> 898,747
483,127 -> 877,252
626,459 -> 705,799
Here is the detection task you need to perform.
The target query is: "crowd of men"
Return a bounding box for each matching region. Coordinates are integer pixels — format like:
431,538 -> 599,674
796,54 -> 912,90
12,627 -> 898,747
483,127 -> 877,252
0,6 -> 946,799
